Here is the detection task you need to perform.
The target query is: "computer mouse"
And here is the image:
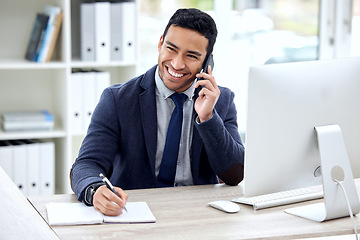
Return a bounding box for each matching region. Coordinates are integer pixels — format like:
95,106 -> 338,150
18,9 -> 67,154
208,200 -> 240,213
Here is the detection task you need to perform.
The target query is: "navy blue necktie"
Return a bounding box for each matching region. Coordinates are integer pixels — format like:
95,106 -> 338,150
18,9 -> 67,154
157,93 -> 187,187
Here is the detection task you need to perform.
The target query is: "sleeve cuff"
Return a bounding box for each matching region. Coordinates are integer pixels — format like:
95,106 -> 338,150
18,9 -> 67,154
195,114 -> 214,125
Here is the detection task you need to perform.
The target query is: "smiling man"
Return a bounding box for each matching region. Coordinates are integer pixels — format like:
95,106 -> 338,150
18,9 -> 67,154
70,8 -> 245,216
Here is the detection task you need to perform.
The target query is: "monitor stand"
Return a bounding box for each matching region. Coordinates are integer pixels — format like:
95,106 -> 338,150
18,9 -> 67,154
285,124 -> 360,222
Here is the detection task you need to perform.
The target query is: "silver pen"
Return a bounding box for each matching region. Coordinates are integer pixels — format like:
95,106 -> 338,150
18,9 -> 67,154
99,173 -> 127,212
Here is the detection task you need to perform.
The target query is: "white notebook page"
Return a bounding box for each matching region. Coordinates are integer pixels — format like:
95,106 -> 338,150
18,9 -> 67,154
46,202 -> 156,226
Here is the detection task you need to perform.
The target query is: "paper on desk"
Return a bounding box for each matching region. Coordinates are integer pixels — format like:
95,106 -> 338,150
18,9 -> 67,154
46,202 -> 156,226
46,202 -> 103,225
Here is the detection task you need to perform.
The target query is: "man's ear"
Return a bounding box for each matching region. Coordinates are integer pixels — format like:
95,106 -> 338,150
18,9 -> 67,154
158,35 -> 164,52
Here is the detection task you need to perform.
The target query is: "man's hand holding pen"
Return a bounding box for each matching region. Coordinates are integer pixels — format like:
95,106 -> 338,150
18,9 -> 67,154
93,185 -> 128,216
93,179 -> 129,216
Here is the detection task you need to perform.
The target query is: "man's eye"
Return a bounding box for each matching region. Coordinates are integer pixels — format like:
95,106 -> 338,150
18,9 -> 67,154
167,46 -> 176,52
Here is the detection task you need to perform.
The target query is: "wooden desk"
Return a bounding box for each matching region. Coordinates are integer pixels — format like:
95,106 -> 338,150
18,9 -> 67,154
0,167 -> 59,240
28,181 -> 360,240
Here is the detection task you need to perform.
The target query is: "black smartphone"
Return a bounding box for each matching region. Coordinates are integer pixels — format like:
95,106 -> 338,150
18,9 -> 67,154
197,54 -> 214,80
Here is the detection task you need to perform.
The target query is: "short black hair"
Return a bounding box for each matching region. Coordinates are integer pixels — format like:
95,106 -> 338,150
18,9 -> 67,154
163,8 -> 218,58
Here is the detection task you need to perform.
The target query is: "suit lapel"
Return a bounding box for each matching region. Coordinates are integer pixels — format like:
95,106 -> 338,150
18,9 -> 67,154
139,68 -> 158,177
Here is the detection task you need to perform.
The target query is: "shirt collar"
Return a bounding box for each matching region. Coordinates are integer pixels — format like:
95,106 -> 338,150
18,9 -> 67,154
155,66 -> 195,100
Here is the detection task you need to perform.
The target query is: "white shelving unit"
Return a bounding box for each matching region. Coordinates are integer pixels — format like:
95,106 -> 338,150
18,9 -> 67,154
0,0 -> 138,194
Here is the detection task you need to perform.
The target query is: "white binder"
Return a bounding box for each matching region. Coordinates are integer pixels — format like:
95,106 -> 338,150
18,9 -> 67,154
95,70 -> 111,101
11,140 -> 28,196
94,2 -> 111,62
80,3 -> 95,61
110,2 -> 123,61
82,71 -> 97,131
71,71 -> 84,134
0,141 -> 13,180
25,140 -> 41,196
39,141 -> 55,196
121,1 -> 136,62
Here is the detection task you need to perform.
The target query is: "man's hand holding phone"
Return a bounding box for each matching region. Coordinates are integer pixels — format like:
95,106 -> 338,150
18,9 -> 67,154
194,65 -> 220,123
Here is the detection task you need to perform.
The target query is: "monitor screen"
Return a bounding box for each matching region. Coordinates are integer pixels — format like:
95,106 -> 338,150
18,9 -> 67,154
243,57 -> 360,197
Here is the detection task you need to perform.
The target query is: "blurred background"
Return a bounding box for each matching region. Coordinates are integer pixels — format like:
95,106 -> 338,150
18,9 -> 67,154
138,0 -> 360,136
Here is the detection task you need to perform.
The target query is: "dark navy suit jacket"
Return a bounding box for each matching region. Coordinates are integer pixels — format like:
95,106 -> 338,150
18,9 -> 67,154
71,65 -> 244,202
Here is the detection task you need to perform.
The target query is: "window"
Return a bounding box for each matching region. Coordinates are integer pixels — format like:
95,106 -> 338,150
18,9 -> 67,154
214,1 -> 319,134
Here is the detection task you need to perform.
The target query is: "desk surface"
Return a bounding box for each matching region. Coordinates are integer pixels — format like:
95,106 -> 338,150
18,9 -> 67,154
28,181 -> 360,240
0,167 -> 59,240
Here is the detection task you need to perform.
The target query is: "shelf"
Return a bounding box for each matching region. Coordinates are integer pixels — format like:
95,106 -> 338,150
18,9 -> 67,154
71,59 -> 137,68
0,59 -> 66,70
0,129 -> 66,140
0,0 -> 138,195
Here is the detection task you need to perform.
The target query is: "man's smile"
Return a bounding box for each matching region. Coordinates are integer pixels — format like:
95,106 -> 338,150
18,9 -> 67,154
166,66 -> 185,79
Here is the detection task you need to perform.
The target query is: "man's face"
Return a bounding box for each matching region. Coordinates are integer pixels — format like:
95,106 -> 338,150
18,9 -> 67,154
158,25 -> 208,92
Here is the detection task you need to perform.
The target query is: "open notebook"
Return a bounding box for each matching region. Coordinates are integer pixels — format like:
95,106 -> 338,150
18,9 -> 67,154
46,202 -> 156,226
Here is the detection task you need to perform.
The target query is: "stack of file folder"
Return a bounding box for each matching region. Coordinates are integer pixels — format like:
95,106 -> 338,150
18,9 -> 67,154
0,139 -> 55,196
80,1 -> 136,62
1,110 -> 54,132
70,70 -> 110,134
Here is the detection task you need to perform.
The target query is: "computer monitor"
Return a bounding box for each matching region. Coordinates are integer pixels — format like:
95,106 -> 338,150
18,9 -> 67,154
243,57 -> 360,197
